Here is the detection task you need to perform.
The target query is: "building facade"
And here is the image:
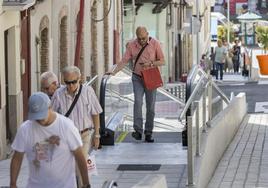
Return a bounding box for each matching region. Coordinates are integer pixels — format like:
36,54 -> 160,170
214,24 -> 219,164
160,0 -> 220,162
0,0 -> 35,159
0,0 -> 123,159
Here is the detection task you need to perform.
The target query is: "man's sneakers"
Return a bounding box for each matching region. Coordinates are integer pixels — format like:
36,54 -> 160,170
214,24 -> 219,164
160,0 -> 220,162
131,131 -> 142,140
145,135 -> 154,143
131,131 -> 154,143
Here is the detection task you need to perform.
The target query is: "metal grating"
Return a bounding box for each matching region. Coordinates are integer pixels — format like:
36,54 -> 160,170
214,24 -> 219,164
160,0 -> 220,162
117,164 -> 161,171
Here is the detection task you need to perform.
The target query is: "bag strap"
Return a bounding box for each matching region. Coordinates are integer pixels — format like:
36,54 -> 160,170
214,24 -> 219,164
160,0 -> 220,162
65,84 -> 82,117
133,37 -> 151,70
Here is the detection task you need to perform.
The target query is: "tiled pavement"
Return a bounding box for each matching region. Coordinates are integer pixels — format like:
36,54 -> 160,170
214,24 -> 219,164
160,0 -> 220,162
208,114 -> 268,188
0,143 -> 187,188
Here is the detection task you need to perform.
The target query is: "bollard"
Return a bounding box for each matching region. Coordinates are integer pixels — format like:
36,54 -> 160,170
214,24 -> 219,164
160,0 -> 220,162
187,116 -> 195,186
194,101 -> 201,157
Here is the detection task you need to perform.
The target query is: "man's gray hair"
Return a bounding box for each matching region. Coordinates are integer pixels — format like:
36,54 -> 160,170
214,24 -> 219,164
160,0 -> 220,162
62,66 -> 81,77
40,71 -> 58,87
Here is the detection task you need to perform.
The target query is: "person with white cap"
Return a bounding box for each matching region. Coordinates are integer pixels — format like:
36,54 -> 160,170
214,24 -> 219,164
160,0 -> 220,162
10,92 -> 91,188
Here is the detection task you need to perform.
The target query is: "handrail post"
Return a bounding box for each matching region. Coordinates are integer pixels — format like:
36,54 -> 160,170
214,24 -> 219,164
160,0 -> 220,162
207,77 -> 212,128
202,87 -> 207,133
187,116 -> 195,186
194,101 -> 201,157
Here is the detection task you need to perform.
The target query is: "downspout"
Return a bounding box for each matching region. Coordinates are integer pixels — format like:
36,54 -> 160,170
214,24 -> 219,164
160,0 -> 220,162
74,0 -> 85,67
35,36 -> 40,90
113,0 -> 121,65
91,1 -> 98,89
132,0 -> 136,38
104,0 -> 109,72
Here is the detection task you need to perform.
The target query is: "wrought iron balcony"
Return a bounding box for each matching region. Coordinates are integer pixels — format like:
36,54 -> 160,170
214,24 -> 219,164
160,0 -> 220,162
124,0 -> 172,14
2,0 -> 36,11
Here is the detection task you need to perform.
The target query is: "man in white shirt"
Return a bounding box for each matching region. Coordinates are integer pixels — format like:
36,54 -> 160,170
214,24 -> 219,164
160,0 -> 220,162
10,92 -> 90,188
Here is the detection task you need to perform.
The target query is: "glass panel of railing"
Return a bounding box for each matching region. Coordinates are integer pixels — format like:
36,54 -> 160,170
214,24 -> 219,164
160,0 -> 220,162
103,71 -> 185,133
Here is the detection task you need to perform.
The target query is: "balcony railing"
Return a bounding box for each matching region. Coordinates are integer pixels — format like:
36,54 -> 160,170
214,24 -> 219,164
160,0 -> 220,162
3,0 -> 28,2
2,0 -> 36,11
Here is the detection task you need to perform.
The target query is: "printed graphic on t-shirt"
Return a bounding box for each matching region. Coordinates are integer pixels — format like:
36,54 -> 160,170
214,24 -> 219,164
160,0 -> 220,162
32,140 -> 55,169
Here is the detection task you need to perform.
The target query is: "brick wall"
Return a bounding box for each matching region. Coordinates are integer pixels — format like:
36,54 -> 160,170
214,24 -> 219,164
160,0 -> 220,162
40,28 -> 49,73
60,16 -> 68,72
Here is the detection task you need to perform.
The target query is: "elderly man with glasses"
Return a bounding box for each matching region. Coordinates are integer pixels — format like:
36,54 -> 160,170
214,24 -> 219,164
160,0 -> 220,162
51,66 -> 102,187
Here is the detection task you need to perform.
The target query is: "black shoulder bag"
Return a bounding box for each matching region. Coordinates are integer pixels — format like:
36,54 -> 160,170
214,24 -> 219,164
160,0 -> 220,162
65,85 -> 82,117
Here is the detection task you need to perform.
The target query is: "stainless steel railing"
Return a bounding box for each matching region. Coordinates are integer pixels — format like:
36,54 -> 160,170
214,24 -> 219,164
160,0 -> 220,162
179,64 -> 231,186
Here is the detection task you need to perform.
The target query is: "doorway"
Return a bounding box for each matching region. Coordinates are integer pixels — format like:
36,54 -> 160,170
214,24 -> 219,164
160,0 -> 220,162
4,30 -> 11,141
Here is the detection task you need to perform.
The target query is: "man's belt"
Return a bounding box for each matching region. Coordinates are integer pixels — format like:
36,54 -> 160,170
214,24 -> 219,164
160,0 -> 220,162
132,72 -> 142,77
80,128 -> 91,134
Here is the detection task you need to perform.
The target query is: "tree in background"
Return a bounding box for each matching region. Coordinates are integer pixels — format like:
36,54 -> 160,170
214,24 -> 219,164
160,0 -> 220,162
217,25 -> 235,43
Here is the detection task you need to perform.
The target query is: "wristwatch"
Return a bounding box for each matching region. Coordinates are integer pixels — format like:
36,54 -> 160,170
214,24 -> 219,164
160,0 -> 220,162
95,134 -> 101,138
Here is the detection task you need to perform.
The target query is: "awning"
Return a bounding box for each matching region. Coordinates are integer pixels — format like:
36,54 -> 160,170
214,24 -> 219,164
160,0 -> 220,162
2,0 -> 36,11
237,11 -> 262,22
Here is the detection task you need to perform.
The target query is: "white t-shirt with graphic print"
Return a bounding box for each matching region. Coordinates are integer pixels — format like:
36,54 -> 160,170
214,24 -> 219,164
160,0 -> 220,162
11,113 -> 82,188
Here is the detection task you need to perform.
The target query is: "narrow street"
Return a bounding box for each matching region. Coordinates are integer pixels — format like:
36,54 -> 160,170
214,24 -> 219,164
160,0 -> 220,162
219,79 -> 268,113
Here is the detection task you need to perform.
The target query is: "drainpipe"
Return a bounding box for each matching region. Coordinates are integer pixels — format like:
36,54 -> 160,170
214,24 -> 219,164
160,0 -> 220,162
74,0 -> 85,67
35,36 -> 40,90
196,0 -> 200,65
104,0 -> 109,72
132,0 -> 136,38
227,0 -> 230,45
91,1 -> 98,89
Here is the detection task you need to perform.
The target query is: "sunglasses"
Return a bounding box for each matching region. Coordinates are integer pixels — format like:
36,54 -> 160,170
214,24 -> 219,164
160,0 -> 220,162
64,80 -> 78,85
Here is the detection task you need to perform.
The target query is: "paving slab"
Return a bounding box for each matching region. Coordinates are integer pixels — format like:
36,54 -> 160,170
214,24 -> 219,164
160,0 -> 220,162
208,114 -> 268,188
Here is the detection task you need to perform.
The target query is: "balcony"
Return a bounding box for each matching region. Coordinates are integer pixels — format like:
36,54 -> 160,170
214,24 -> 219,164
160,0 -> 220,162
124,0 -> 172,14
2,0 -> 36,11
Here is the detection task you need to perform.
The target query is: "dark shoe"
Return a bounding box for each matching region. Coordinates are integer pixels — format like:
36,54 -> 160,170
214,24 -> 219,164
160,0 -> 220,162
145,135 -> 154,143
132,131 -> 142,140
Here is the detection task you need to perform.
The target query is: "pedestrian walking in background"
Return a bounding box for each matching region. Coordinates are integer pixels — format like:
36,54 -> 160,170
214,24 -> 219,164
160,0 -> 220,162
222,39 -> 233,72
40,71 -> 60,98
51,66 -> 102,187
232,39 -> 241,74
214,40 -> 227,80
107,26 -> 165,143
10,92 -> 90,188
209,47 -> 216,76
200,54 -> 207,71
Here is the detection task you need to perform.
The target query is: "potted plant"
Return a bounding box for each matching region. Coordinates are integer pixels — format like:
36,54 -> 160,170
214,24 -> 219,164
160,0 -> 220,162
256,25 -> 268,75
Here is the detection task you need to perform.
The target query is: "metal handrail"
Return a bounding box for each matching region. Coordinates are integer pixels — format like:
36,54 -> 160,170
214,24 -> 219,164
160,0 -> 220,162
107,88 -> 134,104
180,66 -> 230,120
102,180 -> 117,188
124,114 -> 179,130
86,75 -> 98,86
179,74 -> 206,120
122,67 -> 185,105
212,81 -> 230,104
157,87 -> 185,105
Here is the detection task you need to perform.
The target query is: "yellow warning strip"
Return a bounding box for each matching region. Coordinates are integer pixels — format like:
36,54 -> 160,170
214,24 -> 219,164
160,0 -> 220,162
115,132 -> 128,143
